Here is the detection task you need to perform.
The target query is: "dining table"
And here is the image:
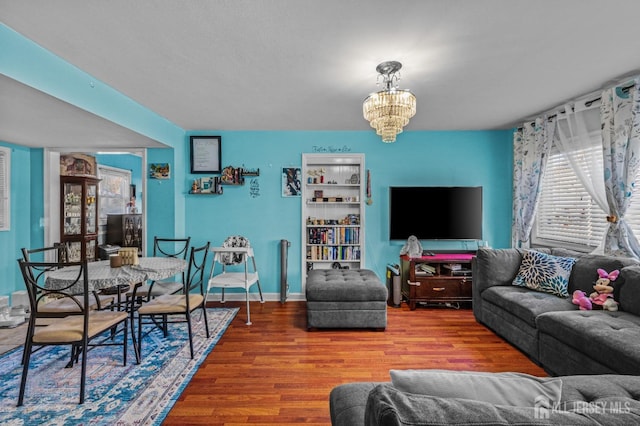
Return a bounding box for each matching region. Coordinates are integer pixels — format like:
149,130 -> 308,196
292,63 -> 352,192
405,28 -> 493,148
45,256 -> 187,295
45,256 -> 188,364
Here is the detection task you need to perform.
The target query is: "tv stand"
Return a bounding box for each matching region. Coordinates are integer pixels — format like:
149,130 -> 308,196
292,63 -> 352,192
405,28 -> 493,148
400,253 -> 474,310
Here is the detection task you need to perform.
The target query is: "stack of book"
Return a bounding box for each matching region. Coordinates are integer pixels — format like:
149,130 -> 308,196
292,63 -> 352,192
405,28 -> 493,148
415,263 -> 436,276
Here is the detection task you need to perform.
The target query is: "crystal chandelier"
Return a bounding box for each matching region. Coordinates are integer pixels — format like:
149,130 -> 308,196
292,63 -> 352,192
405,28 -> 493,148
363,61 -> 416,143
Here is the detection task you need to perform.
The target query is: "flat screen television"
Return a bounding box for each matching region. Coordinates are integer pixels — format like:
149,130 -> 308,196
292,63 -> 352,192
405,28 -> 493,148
389,186 -> 483,240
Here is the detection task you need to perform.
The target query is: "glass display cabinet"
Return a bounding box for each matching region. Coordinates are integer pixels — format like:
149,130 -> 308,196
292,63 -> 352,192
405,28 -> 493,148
60,175 -> 100,261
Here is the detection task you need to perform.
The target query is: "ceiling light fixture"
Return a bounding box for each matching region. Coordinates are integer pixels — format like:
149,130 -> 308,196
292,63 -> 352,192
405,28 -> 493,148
363,61 -> 416,143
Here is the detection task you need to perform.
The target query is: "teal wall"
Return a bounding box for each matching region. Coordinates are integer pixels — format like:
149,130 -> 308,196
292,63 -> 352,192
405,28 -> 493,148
182,130 -> 513,296
0,143 -> 36,298
0,130 -> 513,301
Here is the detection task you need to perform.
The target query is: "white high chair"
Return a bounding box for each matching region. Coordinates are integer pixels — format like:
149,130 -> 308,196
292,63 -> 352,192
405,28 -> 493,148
206,236 -> 264,325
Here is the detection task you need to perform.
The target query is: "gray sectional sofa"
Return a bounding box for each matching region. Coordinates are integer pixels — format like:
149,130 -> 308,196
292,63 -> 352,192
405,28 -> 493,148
472,247 -> 640,376
331,374 -> 640,425
328,247 -> 640,425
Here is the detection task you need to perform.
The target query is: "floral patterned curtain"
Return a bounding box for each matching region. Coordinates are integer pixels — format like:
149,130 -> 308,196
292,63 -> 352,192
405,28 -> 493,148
512,117 -> 556,248
600,78 -> 640,258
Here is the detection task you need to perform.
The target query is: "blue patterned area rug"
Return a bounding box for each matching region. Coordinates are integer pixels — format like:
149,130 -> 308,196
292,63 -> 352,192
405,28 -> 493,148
0,307 -> 238,425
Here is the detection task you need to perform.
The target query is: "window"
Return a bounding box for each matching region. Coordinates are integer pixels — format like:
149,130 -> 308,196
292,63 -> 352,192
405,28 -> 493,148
0,147 -> 10,231
533,143 -> 640,250
97,165 -> 131,244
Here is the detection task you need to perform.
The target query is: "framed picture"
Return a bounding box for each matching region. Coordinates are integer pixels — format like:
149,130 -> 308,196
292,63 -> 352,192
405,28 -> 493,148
190,136 -> 221,174
149,163 -> 170,179
282,167 -> 302,197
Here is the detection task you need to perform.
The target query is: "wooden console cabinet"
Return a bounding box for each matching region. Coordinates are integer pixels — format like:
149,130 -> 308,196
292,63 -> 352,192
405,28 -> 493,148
400,253 -> 474,310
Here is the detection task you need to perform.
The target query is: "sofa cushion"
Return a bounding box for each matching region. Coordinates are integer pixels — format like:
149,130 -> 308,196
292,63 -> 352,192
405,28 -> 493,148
330,382 -> 382,426
618,265 -> 640,316
363,383 -> 629,426
482,285 -> 575,328
305,269 -> 386,302
559,374 -> 640,405
536,310 -> 640,376
568,254 -> 637,295
389,369 -> 562,408
512,250 -> 576,297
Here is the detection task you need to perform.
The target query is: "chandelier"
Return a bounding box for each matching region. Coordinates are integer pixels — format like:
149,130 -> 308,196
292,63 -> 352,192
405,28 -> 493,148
363,61 -> 416,143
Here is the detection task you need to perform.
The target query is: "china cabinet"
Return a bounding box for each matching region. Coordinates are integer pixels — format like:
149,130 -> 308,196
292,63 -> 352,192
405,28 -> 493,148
60,176 -> 100,261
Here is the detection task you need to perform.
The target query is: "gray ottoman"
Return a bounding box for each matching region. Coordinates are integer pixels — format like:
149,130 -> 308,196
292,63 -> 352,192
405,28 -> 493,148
306,269 -> 387,330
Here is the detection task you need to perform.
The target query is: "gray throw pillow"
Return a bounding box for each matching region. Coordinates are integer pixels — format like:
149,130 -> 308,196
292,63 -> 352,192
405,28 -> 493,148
390,369 -> 562,408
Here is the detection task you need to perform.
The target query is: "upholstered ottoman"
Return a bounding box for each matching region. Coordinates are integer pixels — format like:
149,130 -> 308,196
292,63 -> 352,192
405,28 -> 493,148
306,269 -> 387,330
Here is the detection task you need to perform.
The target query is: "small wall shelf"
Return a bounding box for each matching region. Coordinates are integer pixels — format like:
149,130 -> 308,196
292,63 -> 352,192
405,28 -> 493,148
188,190 -> 222,195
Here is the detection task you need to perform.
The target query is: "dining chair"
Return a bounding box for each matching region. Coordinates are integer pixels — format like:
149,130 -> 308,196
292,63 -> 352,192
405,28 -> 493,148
20,244 -> 116,365
127,236 -> 191,302
206,236 -> 264,325
16,258 -> 129,405
133,242 -> 210,359
21,245 -> 116,312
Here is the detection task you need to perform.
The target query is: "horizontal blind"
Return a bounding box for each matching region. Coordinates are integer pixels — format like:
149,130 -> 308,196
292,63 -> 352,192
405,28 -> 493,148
0,147 -> 9,231
535,145 -> 606,248
535,144 -> 640,249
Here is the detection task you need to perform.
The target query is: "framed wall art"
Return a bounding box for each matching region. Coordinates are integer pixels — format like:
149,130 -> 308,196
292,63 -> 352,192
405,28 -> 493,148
190,135 -> 221,174
282,167 -> 302,197
149,163 -> 170,179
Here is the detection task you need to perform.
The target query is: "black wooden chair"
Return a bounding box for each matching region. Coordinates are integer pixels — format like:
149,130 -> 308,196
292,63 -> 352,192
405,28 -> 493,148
126,236 -> 191,303
17,259 -> 129,405
132,242 -> 210,359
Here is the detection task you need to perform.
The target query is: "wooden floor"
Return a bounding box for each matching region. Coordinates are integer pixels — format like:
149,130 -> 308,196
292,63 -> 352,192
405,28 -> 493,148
163,301 -> 546,425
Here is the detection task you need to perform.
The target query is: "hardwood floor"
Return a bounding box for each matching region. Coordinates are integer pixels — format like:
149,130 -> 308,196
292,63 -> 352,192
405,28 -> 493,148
163,301 -> 546,425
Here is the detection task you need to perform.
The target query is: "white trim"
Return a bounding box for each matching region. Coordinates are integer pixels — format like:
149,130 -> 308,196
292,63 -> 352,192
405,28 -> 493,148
0,147 -> 10,231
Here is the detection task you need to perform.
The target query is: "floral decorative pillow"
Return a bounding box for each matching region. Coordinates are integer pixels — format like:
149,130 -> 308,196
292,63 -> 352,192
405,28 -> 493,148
512,250 -> 576,297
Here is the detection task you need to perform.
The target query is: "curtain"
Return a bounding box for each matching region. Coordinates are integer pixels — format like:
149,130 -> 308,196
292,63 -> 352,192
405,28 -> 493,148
554,99 -> 608,253
600,78 -> 640,258
512,116 -> 556,248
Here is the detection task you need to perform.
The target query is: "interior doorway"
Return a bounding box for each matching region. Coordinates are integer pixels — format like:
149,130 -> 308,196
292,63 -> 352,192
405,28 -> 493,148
44,149 -> 147,255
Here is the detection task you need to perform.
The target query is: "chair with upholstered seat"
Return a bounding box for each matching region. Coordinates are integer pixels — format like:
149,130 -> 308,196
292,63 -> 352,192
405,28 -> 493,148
21,244 -> 115,312
206,236 -> 264,325
127,236 -> 191,303
17,259 -> 129,405
133,242 -> 210,359
20,244 -> 116,366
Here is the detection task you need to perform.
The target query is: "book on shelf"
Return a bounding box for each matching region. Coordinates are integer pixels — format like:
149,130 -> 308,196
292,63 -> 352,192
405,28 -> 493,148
442,263 -> 462,271
416,264 -> 436,274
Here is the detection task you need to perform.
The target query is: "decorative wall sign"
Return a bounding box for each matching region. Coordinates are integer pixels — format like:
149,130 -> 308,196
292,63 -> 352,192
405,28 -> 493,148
190,135 -> 221,173
249,178 -> 260,198
60,153 -> 97,177
311,145 -> 352,153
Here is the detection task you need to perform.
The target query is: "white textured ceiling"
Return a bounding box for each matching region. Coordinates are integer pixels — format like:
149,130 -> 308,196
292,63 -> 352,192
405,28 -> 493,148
2,0 -> 640,148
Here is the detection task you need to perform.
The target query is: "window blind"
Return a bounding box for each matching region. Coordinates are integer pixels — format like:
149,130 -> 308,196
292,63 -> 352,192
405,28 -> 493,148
534,143 -> 640,250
